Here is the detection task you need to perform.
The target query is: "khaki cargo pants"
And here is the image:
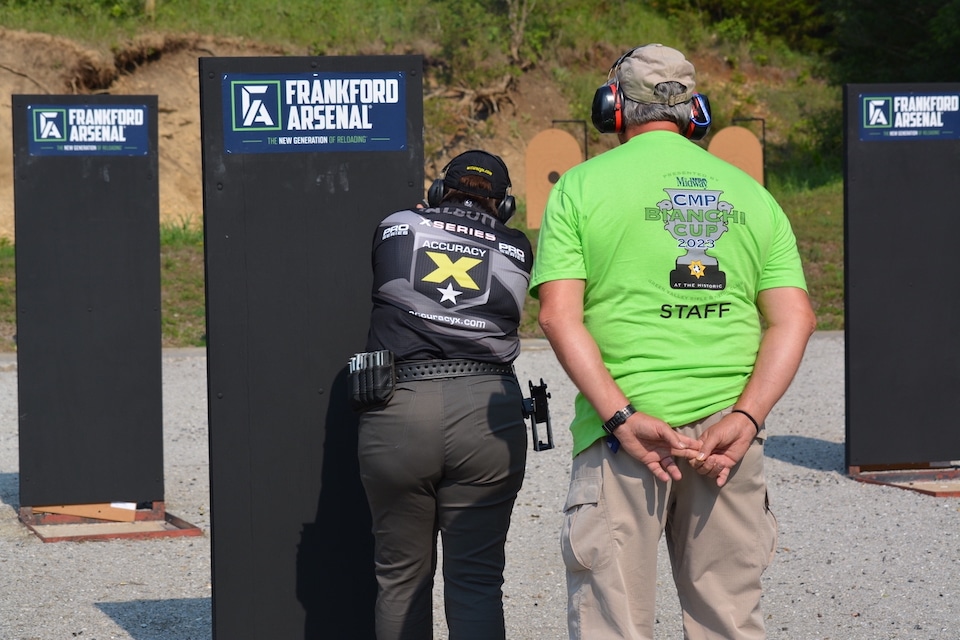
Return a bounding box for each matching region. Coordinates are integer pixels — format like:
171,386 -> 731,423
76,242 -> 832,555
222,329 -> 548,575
562,408 -> 777,640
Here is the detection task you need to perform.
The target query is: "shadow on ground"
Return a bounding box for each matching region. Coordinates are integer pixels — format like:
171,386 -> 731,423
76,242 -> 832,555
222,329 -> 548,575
0,471 -> 19,510
765,435 -> 845,473
96,598 -> 211,640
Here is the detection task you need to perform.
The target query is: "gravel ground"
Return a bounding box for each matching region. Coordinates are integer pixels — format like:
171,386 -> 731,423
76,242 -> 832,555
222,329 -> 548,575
1,332 -> 959,639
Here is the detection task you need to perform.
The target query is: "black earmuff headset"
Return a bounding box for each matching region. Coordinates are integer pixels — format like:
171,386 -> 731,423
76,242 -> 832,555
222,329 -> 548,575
591,48 -> 712,141
426,150 -> 517,223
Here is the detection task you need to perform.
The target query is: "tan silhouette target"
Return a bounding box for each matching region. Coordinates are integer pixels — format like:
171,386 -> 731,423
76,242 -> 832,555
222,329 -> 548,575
708,126 -> 764,185
525,129 -> 582,228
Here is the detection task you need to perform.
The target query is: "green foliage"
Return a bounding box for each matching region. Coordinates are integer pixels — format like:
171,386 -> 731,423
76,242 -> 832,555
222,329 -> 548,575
158,221 -> 206,347
0,0 -> 142,18
650,0 -> 831,53
0,0 -> 142,40
773,181 -> 844,329
158,216 -> 204,247
428,0 -> 511,86
826,0 -> 960,83
548,0 -> 676,50
306,0 -> 435,55
761,82 -> 843,191
714,17 -> 751,45
513,5 -> 555,62
0,239 -> 14,351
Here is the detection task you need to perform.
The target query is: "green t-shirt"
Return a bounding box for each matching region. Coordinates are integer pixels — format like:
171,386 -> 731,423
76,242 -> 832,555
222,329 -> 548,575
530,131 -> 807,457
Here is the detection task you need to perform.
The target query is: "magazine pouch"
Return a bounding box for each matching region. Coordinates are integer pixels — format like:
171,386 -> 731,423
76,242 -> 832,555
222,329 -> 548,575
348,350 -> 395,412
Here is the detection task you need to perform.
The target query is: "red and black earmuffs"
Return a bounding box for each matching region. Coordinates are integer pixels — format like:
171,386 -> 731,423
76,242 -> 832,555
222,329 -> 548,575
591,49 -> 712,140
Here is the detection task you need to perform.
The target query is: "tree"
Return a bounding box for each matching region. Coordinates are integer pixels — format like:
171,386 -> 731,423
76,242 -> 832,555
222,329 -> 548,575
827,0 -> 960,83
507,0 -> 537,67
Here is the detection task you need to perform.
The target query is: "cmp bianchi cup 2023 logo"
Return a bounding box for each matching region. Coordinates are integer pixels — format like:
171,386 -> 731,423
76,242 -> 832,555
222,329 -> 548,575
654,187 -> 741,291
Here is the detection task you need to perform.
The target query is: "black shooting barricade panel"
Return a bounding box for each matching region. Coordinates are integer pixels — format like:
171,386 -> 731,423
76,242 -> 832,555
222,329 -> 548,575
200,56 -> 423,639
844,83 -> 960,468
13,95 -> 163,507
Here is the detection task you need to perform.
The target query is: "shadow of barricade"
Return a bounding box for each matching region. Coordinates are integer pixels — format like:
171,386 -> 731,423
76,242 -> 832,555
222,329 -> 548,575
764,434 -> 845,474
96,598 -> 211,640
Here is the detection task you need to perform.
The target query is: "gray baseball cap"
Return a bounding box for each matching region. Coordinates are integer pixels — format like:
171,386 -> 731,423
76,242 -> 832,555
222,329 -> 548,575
618,43 -> 696,106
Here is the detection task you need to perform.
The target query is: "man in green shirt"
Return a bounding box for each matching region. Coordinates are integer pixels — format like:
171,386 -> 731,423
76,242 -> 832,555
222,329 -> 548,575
530,44 -> 816,639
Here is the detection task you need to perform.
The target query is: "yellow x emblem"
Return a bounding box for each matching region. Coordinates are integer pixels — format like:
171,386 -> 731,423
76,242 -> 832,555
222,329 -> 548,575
421,251 -> 481,290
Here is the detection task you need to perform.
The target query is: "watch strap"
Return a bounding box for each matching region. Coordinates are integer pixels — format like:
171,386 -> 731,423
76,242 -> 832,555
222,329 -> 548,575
601,403 -> 636,435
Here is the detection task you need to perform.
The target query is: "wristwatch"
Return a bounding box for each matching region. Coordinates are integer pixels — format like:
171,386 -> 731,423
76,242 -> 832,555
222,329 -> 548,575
601,403 -> 636,435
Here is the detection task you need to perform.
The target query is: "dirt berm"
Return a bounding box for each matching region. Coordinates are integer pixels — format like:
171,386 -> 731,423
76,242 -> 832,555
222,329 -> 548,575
0,28 -> 584,241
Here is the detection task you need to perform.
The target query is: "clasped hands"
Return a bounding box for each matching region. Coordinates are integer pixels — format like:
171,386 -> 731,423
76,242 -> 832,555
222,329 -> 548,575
613,410 -> 756,487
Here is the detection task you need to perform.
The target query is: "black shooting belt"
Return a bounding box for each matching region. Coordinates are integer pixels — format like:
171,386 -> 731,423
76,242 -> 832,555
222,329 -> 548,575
394,359 -> 515,382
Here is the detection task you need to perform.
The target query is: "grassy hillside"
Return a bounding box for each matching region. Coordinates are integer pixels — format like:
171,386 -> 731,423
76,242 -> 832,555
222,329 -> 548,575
0,1 -> 843,351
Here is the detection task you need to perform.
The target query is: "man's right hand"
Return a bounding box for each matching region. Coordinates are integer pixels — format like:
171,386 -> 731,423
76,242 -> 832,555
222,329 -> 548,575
614,412 -> 701,482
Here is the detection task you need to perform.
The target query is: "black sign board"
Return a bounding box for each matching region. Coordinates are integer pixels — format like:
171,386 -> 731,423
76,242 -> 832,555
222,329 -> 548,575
844,83 -> 960,468
200,56 -> 423,639
13,94 -> 163,507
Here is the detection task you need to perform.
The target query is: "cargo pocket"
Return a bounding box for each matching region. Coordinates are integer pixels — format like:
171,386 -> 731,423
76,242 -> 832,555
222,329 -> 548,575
560,475 -> 611,573
762,489 -> 779,570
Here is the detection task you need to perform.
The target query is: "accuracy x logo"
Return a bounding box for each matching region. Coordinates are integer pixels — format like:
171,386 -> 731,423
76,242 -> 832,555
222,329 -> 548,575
421,251 -> 481,290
